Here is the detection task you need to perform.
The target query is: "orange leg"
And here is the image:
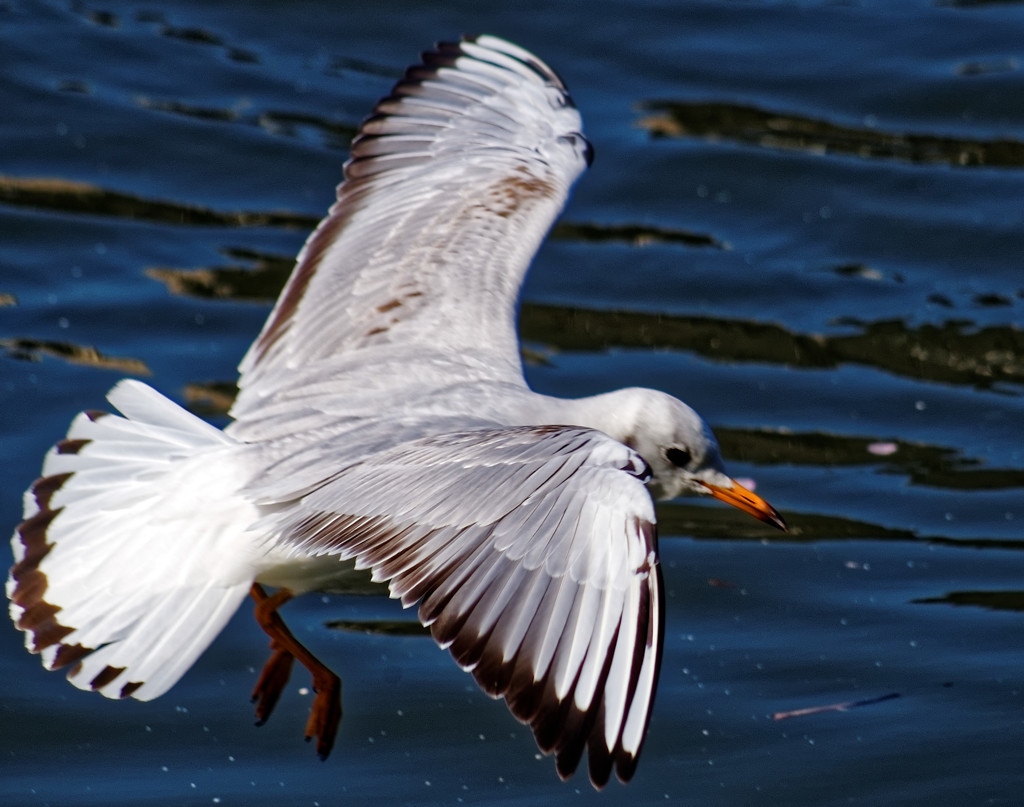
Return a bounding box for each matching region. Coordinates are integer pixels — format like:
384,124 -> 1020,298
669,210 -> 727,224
249,583 -> 342,760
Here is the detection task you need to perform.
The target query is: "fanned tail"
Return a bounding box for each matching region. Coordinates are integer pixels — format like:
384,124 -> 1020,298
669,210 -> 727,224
7,380 -> 260,700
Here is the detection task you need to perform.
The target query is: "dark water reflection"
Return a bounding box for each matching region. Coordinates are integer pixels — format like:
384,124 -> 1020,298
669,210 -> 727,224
638,100 -> 1024,167
0,175 -> 318,229
3,1 -> 1024,805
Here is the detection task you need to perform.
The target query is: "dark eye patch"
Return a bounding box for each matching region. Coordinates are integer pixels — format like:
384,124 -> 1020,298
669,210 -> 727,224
665,447 -> 691,467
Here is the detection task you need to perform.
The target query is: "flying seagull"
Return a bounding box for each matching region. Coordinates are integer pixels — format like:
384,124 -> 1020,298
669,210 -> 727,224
8,34 -> 785,788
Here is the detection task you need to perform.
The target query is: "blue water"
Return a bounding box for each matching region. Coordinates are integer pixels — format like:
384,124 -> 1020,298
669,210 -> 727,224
3,1 -> 1023,804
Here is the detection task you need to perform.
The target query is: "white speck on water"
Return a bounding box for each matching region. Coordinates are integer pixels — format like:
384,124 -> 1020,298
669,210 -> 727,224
867,442 -> 898,456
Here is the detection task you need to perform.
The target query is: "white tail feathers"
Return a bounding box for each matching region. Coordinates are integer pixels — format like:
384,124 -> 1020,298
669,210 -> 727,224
8,380 -> 260,701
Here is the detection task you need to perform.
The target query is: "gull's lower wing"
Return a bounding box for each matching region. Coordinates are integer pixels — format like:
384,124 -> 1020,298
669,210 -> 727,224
258,425 -> 663,788
234,36 -> 591,417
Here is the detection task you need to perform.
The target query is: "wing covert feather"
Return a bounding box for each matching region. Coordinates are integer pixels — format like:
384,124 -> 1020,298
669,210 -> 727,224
235,35 -> 591,415
261,426 -> 662,787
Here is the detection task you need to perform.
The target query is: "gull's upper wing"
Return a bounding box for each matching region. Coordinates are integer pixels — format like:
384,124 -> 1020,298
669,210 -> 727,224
233,36 -> 591,415
260,426 -> 663,788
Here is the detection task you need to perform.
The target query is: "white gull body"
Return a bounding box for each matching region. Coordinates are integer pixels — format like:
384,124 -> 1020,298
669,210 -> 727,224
8,35 -> 783,788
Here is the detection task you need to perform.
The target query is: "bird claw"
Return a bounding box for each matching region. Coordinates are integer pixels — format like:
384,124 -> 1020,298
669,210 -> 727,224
304,673 -> 342,759
248,584 -> 344,758
251,645 -> 295,725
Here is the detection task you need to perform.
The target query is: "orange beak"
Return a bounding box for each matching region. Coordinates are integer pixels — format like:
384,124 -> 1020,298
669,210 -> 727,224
701,479 -> 787,531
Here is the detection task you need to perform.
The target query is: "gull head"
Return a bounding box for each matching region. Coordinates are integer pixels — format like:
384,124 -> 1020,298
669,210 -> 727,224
593,387 -> 787,531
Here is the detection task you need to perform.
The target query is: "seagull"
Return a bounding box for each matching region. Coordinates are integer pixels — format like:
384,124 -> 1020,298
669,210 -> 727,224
7,35 -> 785,788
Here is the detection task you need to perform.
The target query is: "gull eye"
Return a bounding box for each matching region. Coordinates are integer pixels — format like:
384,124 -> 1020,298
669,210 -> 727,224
665,447 -> 692,468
